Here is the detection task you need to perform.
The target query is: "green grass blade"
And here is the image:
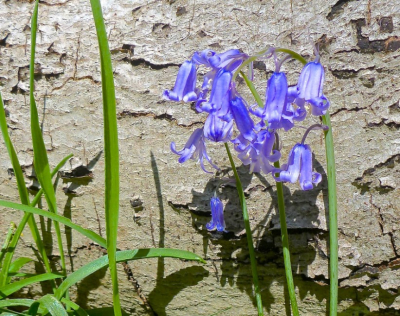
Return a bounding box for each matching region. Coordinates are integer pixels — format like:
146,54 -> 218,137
28,295 -> 68,316
322,111 -> 338,315
0,91 -> 52,286
29,0 -> 66,277
55,248 -> 205,299
0,224 -> 16,268
0,273 -> 63,299
8,258 -> 34,278
0,200 -> 106,248
0,152 -> 72,287
0,93 -> 30,205
89,1 -> 120,315
60,298 -> 89,316
0,299 -> 35,308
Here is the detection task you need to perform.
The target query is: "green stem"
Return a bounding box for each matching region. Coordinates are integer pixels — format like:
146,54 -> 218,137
233,47 -> 307,81
240,68 -> 299,315
322,112 -> 338,316
240,71 -> 263,108
224,143 -> 263,316
274,161 -> 299,316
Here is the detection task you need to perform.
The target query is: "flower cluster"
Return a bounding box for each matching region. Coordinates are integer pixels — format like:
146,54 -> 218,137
163,47 -> 330,231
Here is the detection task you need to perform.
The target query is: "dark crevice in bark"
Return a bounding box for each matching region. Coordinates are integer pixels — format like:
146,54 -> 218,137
352,154 -> 400,193
331,106 -> 368,117
117,109 -> 204,128
330,66 -> 375,79
366,119 -> 400,130
326,0 -> 356,21
0,33 -> 9,47
351,19 -> 400,53
121,57 -> 180,70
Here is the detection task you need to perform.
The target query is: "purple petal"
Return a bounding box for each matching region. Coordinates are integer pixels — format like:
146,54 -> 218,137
163,60 -> 198,102
230,94 -> 256,141
263,72 -> 288,129
192,49 -> 216,67
309,95 -> 330,116
206,197 -> 225,232
199,69 -> 232,113
299,145 -> 314,190
276,144 -> 303,183
204,114 -> 233,142
297,62 -> 325,101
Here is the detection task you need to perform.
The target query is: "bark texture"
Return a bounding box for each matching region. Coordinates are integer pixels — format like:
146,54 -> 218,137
0,0 -> 399,315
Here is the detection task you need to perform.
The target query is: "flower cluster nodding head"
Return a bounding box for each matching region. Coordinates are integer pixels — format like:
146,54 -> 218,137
164,46 -> 330,191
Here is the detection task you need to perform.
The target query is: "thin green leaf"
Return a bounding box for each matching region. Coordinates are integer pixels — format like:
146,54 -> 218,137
89,1 -> 120,315
0,299 -> 35,308
28,295 -> 67,316
29,0 -> 66,277
60,298 -> 89,316
55,248 -> 205,299
0,200 -> 106,248
8,258 -> 33,275
0,86 -> 52,288
0,273 -> 63,299
0,224 -> 16,268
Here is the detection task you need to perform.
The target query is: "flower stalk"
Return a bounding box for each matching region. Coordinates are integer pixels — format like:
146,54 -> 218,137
224,143 -> 264,316
322,112 -> 338,316
274,161 -> 299,316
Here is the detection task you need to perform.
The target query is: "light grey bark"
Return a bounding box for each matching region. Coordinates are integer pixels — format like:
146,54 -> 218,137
0,0 -> 399,315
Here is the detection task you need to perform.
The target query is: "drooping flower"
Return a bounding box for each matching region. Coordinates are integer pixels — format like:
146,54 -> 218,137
274,143 -> 321,190
235,129 -> 280,174
196,68 -> 232,114
206,196 -> 225,232
170,128 -> 218,173
229,92 -> 257,142
251,72 -> 288,130
204,113 -> 233,143
163,60 -> 198,102
296,61 -> 330,116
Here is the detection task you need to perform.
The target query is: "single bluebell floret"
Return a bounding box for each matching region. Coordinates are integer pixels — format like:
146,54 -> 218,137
204,113 -> 233,143
197,68 -> 232,114
206,196 -> 225,232
170,128 -> 218,173
229,91 -> 257,142
296,60 -> 330,116
163,60 -> 198,102
251,72 -> 288,130
235,130 -> 280,174
274,143 -> 321,190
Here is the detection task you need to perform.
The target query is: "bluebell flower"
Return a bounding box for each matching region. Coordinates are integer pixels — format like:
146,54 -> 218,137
163,60 -> 198,102
206,196 -> 225,232
229,92 -> 256,141
251,72 -> 289,130
274,143 -> 322,190
235,130 -> 280,174
296,61 -> 330,116
192,49 -> 216,67
204,113 -> 233,143
170,128 -> 218,173
196,68 -> 232,114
